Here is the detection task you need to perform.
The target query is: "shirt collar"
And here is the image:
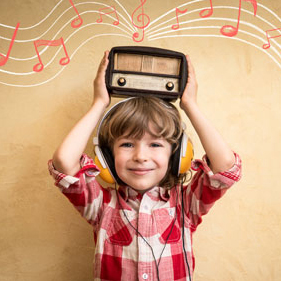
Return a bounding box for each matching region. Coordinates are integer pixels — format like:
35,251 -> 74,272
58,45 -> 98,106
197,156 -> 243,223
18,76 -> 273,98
118,185 -> 170,202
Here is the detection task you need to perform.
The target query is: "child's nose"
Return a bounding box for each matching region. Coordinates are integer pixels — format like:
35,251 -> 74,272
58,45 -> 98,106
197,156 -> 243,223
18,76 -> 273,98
132,145 -> 148,162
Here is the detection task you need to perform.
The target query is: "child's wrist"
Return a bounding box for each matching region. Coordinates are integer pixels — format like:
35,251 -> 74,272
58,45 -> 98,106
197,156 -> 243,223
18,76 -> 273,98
92,98 -> 108,110
181,99 -> 198,116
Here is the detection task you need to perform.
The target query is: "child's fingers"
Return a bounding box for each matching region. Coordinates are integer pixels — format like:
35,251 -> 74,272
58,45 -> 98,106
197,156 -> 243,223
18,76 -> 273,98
97,51 -> 109,75
185,55 -> 196,80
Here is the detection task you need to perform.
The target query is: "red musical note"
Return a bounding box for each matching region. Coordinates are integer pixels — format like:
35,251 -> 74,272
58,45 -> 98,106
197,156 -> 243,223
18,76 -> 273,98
96,6 -> 119,25
220,0 -> 257,37
132,0 -> 150,42
262,28 -> 281,49
171,7 -> 188,30
199,0 -> 213,18
33,37 -> 70,72
0,22 -> 20,67
69,0 -> 83,28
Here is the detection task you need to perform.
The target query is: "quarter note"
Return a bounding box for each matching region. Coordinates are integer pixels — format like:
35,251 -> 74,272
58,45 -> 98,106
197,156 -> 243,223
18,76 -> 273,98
262,28 -> 281,49
171,7 -> 188,30
199,0 -> 213,18
220,0 -> 257,37
132,0 -> 150,42
69,0 -> 83,28
96,6 -> 119,25
33,37 -> 70,72
0,22 -> 20,67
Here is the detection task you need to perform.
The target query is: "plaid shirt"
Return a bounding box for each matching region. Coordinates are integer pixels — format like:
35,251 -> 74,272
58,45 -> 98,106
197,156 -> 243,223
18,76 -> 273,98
48,153 -> 241,281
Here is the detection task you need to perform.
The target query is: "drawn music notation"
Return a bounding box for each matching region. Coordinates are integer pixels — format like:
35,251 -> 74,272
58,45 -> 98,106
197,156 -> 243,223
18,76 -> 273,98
33,38 -> 70,72
1,0 -> 281,76
220,0 -> 257,37
69,0 -> 83,28
171,7 -> 188,30
0,22 -> 20,67
132,0 -> 150,42
262,28 -> 281,49
96,6 -> 119,25
199,0 -> 213,18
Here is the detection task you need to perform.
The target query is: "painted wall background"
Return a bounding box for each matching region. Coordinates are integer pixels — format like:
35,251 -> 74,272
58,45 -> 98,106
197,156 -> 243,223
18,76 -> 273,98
1,0 -> 281,280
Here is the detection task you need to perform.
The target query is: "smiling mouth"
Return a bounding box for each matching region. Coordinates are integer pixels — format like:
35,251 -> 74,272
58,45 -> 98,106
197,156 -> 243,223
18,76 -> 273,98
128,168 -> 153,175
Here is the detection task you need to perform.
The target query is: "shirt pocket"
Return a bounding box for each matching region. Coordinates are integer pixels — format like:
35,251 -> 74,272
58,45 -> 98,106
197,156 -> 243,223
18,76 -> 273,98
153,207 -> 181,244
107,215 -> 133,246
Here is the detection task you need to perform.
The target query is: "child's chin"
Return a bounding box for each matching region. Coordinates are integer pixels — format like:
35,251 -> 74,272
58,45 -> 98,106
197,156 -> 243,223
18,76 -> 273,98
130,185 -> 155,194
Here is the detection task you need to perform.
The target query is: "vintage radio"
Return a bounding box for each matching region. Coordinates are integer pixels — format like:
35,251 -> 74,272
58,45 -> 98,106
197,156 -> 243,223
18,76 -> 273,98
105,46 -> 188,101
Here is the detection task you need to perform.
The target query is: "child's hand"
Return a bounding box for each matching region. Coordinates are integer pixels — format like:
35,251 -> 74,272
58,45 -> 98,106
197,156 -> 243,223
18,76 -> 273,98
180,55 -> 198,112
93,51 -> 110,108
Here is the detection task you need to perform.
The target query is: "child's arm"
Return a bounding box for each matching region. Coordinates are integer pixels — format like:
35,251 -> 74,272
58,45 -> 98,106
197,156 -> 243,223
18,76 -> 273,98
52,51 -> 110,176
180,55 -> 235,174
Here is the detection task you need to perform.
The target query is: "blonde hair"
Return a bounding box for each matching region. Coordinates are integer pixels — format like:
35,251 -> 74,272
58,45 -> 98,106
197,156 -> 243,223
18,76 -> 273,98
98,96 -> 186,188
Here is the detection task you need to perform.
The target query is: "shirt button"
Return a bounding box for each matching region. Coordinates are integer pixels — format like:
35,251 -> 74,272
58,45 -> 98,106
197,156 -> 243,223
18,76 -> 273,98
142,273 -> 148,280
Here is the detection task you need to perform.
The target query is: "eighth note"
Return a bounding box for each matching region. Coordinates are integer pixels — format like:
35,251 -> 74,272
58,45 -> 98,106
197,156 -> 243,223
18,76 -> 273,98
69,0 -> 83,28
0,22 -> 20,67
220,0 -> 257,37
96,6 -> 119,25
33,37 -> 70,72
172,7 -> 188,30
262,28 -> 281,49
199,0 -> 213,18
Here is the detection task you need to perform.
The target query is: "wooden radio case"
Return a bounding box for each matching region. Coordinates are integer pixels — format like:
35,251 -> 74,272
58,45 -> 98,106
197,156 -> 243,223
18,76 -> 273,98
105,46 -> 188,101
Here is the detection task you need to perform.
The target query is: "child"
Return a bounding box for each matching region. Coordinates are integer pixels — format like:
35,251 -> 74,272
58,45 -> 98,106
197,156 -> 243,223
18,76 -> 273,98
48,51 -> 241,281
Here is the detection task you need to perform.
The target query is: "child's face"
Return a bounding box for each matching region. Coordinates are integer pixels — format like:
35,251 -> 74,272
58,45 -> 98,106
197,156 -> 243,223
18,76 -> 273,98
113,129 -> 172,193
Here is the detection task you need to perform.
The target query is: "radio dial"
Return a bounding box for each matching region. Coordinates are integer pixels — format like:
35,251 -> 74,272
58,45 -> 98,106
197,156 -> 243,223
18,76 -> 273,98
166,82 -> 174,91
117,77 -> 126,86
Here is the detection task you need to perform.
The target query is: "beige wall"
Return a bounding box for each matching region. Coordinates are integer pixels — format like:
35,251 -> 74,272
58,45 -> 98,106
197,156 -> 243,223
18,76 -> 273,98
1,0 -> 281,280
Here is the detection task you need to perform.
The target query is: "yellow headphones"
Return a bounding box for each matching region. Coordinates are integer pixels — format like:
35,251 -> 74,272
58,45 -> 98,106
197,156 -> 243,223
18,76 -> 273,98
93,99 -> 194,184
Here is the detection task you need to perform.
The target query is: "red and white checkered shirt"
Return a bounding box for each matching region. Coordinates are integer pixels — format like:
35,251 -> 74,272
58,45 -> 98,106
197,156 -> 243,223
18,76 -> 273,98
48,153 -> 241,281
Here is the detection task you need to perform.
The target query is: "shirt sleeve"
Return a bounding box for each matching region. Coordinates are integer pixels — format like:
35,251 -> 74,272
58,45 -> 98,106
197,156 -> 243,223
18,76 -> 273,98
185,152 -> 242,228
48,154 -> 110,227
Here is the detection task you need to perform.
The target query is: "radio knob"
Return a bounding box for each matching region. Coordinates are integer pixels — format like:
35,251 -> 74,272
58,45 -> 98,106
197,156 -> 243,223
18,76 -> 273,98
117,77 -> 126,86
166,82 -> 174,91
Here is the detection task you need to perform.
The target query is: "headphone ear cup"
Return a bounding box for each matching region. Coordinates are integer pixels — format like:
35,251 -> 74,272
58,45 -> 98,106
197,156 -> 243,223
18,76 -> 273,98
171,133 -> 194,176
94,146 -> 115,184
179,139 -> 194,174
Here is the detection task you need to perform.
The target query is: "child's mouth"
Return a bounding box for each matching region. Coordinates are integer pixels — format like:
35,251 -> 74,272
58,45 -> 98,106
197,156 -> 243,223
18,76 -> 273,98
129,168 -> 153,175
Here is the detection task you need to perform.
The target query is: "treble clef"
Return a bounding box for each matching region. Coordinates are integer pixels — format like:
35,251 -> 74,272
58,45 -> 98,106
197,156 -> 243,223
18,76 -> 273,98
131,0 -> 150,42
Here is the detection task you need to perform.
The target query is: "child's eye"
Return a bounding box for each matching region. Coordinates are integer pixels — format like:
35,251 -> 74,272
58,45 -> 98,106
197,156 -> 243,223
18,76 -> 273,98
150,143 -> 162,147
120,142 -> 133,148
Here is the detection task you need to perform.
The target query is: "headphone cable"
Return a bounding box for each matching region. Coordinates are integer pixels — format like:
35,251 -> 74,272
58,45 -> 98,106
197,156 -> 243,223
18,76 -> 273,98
115,186 -> 178,281
181,180 -> 192,281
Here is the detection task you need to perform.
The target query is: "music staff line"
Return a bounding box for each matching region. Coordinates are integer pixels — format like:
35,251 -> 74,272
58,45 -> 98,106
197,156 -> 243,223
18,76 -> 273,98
1,20 -> 280,77
148,24 -> 281,68
0,0 -> 136,31
2,11 -> 132,44
147,0 -> 281,31
2,7 -> 280,65
1,6 -> 278,51
146,6 -> 257,35
149,32 -> 281,70
147,16 -> 281,55
144,4 -> 281,59
1,0 -> 281,85
0,21 -> 130,75
0,33 -> 130,87
0,6 -> 135,43
2,27 -> 281,87
0,0 -> 278,46
146,5 -> 279,37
